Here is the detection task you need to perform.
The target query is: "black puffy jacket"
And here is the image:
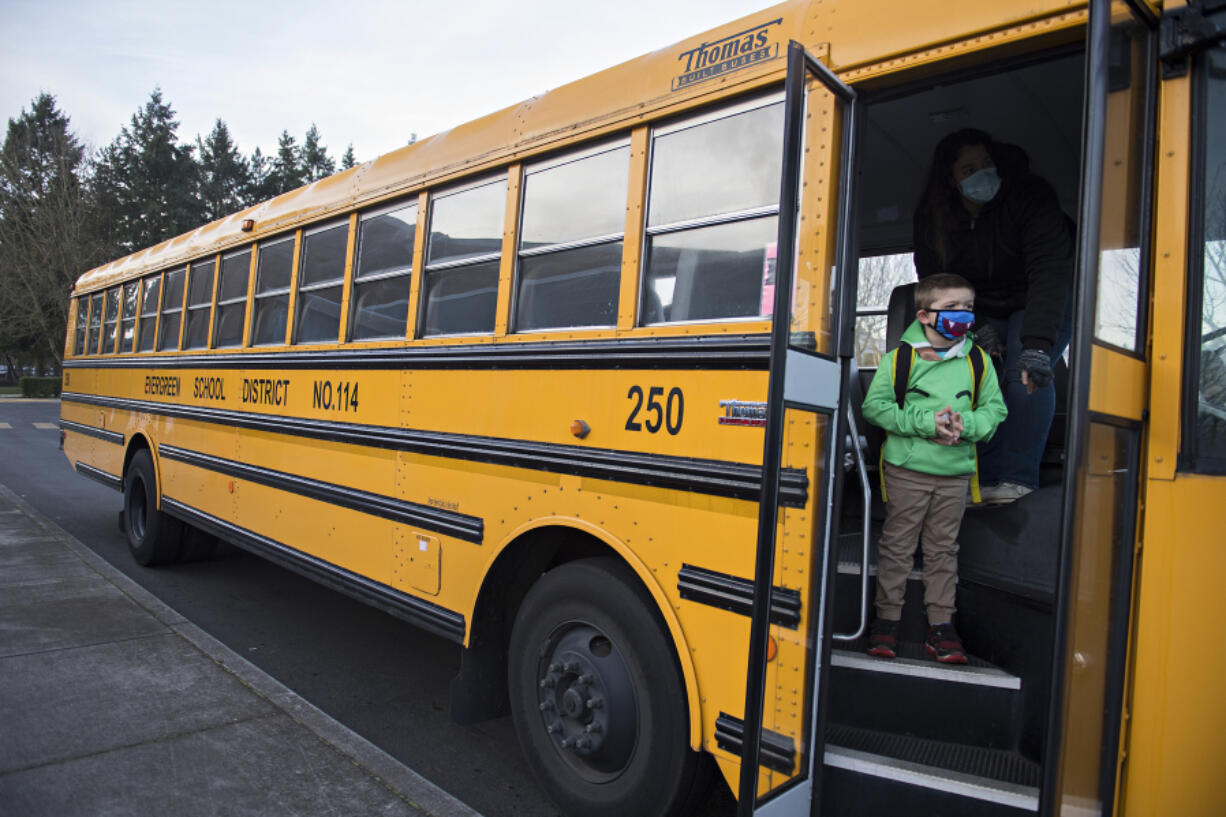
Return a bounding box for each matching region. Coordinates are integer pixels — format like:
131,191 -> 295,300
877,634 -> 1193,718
914,173 -> 1073,353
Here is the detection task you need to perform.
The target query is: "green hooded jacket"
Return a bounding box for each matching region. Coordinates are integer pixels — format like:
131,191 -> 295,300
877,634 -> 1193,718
862,320 -> 1008,478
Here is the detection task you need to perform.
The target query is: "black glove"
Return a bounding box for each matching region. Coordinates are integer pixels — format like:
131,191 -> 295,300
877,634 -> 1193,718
973,323 -> 1003,358
1018,348 -> 1053,389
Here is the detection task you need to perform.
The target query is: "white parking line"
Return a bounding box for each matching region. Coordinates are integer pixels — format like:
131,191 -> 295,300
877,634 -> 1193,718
32,422 -> 58,430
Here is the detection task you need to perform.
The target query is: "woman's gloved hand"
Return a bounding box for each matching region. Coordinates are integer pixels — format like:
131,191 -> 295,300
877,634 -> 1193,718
1018,348 -> 1053,394
972,323 -> 1003,358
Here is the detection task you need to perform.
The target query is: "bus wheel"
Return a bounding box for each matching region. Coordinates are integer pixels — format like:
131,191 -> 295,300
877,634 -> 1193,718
123,449 -> 183,566
509,557 -> 707,817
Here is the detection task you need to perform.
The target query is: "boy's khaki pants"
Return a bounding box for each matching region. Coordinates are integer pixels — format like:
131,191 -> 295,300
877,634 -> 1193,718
875,462 -> 970,625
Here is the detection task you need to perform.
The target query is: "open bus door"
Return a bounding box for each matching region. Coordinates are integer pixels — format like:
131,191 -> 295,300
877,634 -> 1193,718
735,41 -> 858,817
1043,0 -> 1157,813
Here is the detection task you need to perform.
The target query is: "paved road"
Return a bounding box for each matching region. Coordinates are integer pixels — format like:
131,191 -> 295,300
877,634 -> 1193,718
0,398 -> 737,817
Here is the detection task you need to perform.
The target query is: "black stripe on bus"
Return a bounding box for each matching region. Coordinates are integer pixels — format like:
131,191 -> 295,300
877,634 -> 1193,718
714,713 -> 796,774
61,334 -> 772,371
61,419 -> 125,446
159,444 -> 484,544
677,564 -> 801,629
61,393 -> 810,508
161,497 -> 467,644
75,462 -> 123,491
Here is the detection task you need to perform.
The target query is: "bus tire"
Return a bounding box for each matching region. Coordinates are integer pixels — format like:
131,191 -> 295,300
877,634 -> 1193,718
508,557 -> 707,817
123,449 -> 183,566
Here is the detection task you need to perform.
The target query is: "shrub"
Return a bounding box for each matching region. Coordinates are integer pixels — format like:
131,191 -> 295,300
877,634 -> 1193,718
19,376 -> 61,398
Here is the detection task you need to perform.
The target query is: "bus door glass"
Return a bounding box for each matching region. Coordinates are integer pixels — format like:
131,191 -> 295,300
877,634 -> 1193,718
1046,1 -> 1156,813
738,42 -> 857,817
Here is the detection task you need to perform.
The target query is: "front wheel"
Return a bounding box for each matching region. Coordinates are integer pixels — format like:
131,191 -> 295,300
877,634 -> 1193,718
123,448 -> 183,566
508,557 -> 709,817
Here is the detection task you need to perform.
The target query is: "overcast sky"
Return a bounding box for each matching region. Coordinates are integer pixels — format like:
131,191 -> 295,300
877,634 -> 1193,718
1,0 -> 770,163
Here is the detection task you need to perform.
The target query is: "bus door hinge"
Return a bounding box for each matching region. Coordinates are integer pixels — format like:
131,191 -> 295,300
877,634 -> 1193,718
1159,2 -> 1226,79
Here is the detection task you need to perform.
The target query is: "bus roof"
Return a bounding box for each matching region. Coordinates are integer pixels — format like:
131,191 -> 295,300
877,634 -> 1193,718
73,0 -> 1083,293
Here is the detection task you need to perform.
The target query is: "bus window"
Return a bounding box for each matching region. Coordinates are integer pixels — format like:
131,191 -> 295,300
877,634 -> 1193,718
515,144 -> 628,331
137,274 -> 161,353
102,287 -> 120,354
295,221 -> 349,344
642,96 -> 784,324
251,236 -> 295,346
72,296 -> 88,356
854,253 -> 917,367
351,202 -> 417,341
158,268 -> 186,351
86,292 -> 102,354
1191,37 -> 1226,466
423,178 -> 505,336
1092,18 -> 1155,352
213,250 -> 251,348
183,258 -> 216,350
119,281 -> 138,353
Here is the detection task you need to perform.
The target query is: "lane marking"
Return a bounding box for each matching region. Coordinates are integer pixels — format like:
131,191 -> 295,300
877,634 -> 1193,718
33,422 -> 58,430
0,423 -> 11,429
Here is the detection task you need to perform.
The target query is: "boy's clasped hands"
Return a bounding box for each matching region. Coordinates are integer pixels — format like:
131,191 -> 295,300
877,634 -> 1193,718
933,404 -> 963,446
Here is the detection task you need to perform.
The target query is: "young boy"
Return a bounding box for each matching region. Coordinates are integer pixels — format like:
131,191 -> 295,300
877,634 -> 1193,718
861,273 -> 1007,663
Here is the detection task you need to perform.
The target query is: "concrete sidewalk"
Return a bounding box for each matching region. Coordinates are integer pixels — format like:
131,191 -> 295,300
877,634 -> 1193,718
0,483 -> 483,817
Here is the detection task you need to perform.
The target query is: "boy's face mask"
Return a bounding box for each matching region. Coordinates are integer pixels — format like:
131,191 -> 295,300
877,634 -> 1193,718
928,310 -> 975,341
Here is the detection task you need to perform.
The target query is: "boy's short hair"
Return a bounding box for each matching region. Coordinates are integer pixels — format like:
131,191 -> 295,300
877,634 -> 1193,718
915,273 -> 975,310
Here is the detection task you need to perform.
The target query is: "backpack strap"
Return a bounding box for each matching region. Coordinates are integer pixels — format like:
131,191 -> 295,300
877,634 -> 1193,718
893,342 -> 914,409
968,345 -> 986,409
966,345 -> 988,503
881,343 -> 916,503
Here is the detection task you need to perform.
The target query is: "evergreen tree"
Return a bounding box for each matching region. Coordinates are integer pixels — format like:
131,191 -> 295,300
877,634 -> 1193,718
0,93 -> 101,367
248,145 -> 272,201
91,88 -> 203,254
268,130 -> 304,194
300,123 -> 335,182
197,118 -> 252,221
339,143 -> 357,171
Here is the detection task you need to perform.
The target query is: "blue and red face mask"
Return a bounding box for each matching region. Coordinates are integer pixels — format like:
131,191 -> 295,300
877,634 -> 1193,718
929,310 -> 975,341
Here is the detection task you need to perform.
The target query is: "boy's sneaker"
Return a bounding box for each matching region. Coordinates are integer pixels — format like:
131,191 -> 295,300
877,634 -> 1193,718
867,619 -> 899,659
925,624 -> 968,664
979,482 -> 1034,504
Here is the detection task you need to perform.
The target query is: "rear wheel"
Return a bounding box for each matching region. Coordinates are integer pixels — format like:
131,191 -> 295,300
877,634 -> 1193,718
508,557 -> 709,817
123,448 -> 183,566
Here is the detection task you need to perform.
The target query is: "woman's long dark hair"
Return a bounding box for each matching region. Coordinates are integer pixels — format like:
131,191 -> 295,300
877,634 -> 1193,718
917,128 -> 999,267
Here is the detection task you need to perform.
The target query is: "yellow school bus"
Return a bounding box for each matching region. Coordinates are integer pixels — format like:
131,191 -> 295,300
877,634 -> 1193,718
60,1 -> 1226,815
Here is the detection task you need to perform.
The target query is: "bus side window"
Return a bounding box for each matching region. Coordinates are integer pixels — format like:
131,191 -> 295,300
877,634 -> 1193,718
183,258 -> 216,350
158,268 -> 186,351
87,292 -> 102,354
102,286 -> 120,354
73,296 -> 88,356
251,236 -> 295,346
119,281 -> 138,353
351,202 -> 417,341
642,96 -> 784,325
214,249 -> 251,348
137,274 -> 161,353
422,178 -> 505,336
295,221 -> 349,344
515,143 -> 628,332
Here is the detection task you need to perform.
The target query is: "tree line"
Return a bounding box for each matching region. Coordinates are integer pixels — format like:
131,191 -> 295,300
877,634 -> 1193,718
0,89 -> 359,378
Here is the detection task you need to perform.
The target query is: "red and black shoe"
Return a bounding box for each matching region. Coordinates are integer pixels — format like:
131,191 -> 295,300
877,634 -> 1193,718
867,619 -> 899,659
925,623 -> 968,664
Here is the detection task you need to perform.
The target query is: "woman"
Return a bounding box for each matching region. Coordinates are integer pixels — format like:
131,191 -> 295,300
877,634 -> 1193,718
913,128 -> 1073,503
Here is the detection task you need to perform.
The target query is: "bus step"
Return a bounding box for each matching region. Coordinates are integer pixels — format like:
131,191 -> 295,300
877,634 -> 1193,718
827,643 -> 1022,749
822,724 -> 1039,816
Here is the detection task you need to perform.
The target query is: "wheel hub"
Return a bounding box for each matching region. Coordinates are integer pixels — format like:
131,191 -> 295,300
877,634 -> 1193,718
536,624 -> 637,777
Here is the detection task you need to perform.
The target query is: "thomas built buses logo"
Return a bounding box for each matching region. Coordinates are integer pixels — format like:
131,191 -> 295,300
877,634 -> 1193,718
673,18 -> 783,91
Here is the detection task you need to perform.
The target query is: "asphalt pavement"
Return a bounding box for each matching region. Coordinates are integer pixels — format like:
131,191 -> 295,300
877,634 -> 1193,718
0,473 -> 484,817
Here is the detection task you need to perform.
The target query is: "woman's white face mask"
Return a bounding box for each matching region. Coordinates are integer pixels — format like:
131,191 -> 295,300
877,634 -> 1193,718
959,167 -> 1002,204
